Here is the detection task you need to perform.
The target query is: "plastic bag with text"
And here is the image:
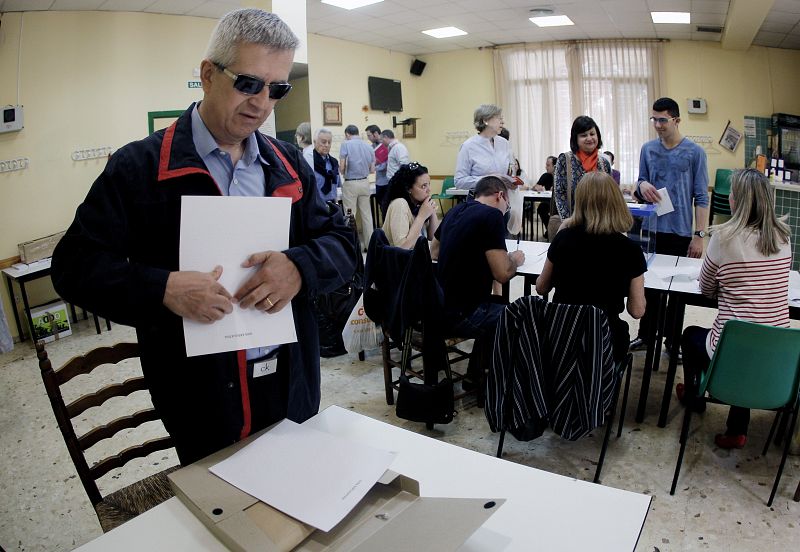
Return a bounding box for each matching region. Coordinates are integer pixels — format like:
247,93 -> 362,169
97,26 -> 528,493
341,295 -> 382,353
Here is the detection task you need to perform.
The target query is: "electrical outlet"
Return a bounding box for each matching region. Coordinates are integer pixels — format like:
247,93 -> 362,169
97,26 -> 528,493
70,147 -> 114,161
0,157 -> 30,173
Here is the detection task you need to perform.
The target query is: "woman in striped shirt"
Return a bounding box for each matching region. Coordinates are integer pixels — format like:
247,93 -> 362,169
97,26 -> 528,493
680,168 -> 792,449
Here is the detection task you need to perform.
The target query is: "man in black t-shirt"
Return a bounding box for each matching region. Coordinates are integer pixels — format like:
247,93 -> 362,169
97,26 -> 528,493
433,176 -> 525,384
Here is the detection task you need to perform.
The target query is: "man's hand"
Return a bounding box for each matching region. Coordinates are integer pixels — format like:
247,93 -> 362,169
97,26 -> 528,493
163,266 -> 233,323
688,237 -> 704,258
509,250 -> 525,267
638,181 -> 662,204
234,251 -> 302,313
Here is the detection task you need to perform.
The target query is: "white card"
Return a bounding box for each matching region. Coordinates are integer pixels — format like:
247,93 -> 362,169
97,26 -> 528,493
179,196 -> 298,357
655,187 -> 675,216
210,419 -> 396,532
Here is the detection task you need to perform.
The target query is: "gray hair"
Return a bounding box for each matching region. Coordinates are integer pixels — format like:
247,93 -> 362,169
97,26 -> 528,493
205,9 -> 299,68
473,104 -> 502,132
314,128 -> 333,142
295,122 -> 311,147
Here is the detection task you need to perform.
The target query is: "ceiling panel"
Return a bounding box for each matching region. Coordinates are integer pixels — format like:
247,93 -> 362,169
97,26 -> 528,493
51,0 -> 106,10
0,0 -> 796,54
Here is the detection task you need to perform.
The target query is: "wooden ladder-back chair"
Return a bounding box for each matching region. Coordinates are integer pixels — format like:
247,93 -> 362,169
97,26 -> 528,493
37,341 -> 178,532
365,230 -> 475,413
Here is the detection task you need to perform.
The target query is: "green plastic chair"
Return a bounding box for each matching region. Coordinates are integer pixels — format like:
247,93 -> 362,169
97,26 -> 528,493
670,320 -> 800,506
709,168 -> 734,224
431,176 -> 456,212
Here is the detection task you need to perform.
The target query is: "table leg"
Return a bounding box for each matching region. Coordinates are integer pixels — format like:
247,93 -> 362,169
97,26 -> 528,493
4,274 -> 23,341
19,281 -> 33,342
658,299 -> 686,427
636,291 -> 666,423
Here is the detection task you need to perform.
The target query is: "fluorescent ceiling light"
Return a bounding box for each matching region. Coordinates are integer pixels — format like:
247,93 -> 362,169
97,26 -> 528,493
422,26 -> 468,38
322,0 -> 384,10
529,15 -> 574,27
651,11 -> 690,24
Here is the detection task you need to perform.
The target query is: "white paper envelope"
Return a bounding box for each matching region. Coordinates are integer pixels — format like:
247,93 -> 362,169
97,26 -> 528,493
180,196 -> 298,357
655,187 -> 675,216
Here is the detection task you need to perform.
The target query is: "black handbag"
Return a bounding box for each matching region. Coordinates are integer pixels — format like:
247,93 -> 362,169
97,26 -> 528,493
395,371 -> 454,425
314,203 -> 364,357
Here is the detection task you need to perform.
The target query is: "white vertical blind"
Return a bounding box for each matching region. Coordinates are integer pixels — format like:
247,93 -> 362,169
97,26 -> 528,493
495,40 -> 663,185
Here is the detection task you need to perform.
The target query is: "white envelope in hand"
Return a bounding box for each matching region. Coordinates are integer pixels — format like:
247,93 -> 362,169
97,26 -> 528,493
655,187 -> 675,216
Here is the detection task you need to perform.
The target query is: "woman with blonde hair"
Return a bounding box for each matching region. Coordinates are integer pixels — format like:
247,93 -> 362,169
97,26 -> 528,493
537,172 -> 646,361
679,168 -> 792,449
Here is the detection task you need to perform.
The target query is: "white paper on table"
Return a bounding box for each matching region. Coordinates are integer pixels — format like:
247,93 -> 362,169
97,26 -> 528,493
655,187 -> 675,216
180,196 -> 297,357
209,419 -> 396,532
647,266 -> 699,281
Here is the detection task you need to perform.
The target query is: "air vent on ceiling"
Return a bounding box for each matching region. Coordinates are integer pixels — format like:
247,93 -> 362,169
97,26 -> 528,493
696,25 -> 723,33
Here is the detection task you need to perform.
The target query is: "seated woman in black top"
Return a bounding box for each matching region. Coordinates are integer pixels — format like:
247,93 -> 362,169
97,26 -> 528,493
535,172 -> 646,361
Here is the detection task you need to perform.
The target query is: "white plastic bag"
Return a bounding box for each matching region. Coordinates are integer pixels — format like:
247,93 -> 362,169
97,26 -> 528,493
341,295 -> 382,353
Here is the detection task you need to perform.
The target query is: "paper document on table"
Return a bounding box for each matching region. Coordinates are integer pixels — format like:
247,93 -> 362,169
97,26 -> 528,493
209,419 -> 396,532
648,266 -> 699,281
655,187 -> 674,216
180,196 -> 297,357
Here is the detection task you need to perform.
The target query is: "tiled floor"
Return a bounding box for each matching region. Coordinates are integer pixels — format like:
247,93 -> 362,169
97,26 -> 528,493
1,288 -> 799,551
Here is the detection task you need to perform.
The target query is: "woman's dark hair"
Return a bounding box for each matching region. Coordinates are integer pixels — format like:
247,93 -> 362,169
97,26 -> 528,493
386,162 -> 429,209
569,115 -> 602,153
513,158 -> 523,177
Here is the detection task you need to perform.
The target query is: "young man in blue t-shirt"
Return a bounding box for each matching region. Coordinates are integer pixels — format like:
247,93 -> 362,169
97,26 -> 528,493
631,97 -> 709,354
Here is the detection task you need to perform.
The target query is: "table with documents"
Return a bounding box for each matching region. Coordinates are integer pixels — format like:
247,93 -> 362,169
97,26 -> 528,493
73,406 -> 652,552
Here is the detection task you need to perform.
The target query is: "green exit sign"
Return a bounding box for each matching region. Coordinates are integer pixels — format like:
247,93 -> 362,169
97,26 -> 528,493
188,81 -> 202,88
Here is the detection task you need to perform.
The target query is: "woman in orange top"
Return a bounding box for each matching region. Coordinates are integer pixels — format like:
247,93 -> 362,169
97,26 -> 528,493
554,116 -> 612,219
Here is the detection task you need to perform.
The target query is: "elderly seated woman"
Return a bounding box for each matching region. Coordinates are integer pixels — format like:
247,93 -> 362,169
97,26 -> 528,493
381,162 -> 440,249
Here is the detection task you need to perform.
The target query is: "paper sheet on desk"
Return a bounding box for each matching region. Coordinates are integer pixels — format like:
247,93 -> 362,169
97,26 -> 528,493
655,187 -> 675,216
209,419 -> 396,532
647,266 -> 700,281
179,196 -> 297,357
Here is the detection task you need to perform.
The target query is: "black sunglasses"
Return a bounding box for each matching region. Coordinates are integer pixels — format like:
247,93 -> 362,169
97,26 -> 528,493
213,63 -> 292,99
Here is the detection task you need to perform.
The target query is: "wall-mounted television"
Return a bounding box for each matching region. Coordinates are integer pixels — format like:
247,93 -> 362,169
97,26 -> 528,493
368,76 -> 403,113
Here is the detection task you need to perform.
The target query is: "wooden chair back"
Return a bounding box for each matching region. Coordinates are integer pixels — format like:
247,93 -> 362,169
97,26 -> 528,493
37,341 -> 174,506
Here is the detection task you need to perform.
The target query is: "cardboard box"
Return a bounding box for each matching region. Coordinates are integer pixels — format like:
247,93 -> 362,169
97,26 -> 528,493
29,301 -> 72,343
169,430 -> 503,552
18,230 -> 65,264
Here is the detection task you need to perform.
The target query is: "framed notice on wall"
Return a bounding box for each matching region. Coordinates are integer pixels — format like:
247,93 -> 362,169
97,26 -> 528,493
323,102 -> 342,126
719,121 -> 742,152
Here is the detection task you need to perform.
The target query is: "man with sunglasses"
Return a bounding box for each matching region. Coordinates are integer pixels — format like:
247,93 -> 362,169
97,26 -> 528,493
52,9 -> 356,465
433,175 -> 525,390
630,97 -> 709,355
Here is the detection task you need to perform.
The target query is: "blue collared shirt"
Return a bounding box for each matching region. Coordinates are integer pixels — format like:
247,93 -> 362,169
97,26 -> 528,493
191,105 -> 276,361
339,138 -> 374,180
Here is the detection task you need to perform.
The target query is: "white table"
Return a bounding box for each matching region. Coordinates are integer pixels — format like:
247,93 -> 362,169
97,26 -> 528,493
2,258 -> 109,341
654,258 -> 800,427
74,406 -> 651,552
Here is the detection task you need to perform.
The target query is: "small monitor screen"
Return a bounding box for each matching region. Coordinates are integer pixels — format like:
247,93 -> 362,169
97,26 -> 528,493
368,77 -> 402,113
3,108 -> 15,124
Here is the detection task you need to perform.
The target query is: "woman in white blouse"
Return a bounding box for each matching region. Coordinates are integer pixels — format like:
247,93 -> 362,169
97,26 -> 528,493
454,104 -> 523,235
382,163 -> 440,249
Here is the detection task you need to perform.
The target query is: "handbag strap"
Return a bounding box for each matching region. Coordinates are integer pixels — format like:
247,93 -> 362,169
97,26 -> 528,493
565,152 -> 574,214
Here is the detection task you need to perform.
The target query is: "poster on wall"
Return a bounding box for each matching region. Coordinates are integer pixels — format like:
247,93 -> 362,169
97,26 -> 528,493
719,121 -> 742,152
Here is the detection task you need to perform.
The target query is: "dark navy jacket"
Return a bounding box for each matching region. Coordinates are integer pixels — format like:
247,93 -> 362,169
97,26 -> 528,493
52,104 -> 356,464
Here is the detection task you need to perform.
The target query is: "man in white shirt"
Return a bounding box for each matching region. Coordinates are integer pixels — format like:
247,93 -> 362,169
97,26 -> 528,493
380,129 -> 409,181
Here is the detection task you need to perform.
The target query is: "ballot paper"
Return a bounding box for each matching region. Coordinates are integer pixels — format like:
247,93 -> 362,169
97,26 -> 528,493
655,187 -> 675,216
179,196 -> 297,357
209,419 -> 397,532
